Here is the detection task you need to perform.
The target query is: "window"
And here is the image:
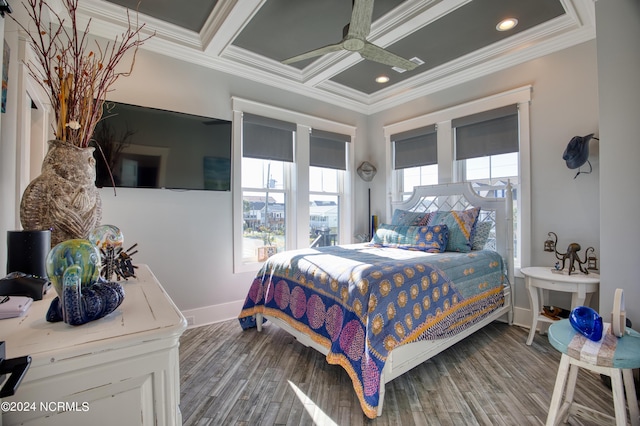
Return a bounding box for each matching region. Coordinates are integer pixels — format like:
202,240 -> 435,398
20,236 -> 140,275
232,97 -> 356,273
309,168 -> 340,247
391,125 -> 438,198
241,114 -> 294,263
309,129 -> 349,247
454,105 -> 520,259
385,86 -> 532,270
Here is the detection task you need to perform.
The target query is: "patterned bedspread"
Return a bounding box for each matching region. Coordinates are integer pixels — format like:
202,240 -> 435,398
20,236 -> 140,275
238,243 -> 506,418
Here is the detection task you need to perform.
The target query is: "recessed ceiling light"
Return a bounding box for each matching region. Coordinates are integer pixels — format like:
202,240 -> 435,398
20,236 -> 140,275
496,18 -> 518,31
376,75 -> 390,84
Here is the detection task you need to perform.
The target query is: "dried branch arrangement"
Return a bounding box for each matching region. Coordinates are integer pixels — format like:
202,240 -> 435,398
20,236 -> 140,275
11,0 -> 154,148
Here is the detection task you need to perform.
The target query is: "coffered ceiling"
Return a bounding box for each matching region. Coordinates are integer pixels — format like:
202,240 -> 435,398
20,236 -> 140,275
77,0 -> 596,113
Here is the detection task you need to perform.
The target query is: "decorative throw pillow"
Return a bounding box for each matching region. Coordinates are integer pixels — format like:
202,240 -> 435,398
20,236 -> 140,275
390,209 -> 431,226
370,224 -> 449,253
428,207 -> 480,252
471,220 -> 492,250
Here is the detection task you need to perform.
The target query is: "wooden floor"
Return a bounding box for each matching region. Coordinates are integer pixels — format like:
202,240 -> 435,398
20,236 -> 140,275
179,320 -> 623,425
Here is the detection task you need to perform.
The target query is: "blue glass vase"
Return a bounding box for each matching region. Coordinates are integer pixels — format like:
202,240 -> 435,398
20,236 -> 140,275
569,306 -> 603,342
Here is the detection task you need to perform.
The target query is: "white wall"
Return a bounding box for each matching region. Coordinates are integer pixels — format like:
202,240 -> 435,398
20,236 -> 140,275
366,40 -> 600,314
596,0 -> 640,326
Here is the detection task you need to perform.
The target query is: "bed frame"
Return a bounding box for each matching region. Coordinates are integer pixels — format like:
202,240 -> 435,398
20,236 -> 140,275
256,182 -> 514,416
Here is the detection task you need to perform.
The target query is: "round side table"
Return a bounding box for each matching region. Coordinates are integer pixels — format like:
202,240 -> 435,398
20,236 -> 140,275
522,266 -> 599,346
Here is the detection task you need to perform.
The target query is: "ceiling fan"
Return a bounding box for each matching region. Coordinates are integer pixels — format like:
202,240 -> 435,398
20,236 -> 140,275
282,0 -> 418,71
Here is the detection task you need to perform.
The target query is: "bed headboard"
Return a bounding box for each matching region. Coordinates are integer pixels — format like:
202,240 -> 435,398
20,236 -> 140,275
391,182 -> 514,285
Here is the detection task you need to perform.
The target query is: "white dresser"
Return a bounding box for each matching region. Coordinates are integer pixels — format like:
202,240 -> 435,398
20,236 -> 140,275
0,265 -> 186,426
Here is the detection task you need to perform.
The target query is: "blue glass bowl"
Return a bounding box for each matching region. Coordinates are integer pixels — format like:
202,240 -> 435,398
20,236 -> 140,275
569,306 -> 603,342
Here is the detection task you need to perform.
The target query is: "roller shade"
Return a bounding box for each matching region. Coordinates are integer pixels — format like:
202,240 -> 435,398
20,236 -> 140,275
243,113 -> 295,162
454,105 -> 518,161
391,125 -> 437,170
310,129 -> 350,170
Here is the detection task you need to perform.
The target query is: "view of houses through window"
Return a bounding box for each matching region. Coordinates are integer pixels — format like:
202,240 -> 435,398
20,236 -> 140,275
309,166 -> 341,248
241,162 -> 342,263
240,129 -> 346,264
242,158 -> 287,263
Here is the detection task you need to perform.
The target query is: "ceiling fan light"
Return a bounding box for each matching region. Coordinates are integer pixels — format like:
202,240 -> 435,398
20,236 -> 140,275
376,75 -> 390,84
496,18 -> 518,31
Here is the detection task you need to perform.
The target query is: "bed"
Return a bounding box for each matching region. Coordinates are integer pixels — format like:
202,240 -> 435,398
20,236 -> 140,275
238,182 -> 514,418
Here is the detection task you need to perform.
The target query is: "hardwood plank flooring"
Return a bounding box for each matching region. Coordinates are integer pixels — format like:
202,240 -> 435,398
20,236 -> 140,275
180,320 -> 626,425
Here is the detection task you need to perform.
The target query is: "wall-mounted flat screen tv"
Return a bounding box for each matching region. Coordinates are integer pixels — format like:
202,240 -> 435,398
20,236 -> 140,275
92,101 -> 232,191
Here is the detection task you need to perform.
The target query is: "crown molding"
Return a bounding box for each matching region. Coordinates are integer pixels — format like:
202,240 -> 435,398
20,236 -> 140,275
78,0 -> 203,49
74,0 -> 596,116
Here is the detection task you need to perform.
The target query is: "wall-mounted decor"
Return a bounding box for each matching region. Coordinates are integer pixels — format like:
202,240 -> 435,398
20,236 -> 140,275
357,161 -> 377,182
562,133 -> 599,179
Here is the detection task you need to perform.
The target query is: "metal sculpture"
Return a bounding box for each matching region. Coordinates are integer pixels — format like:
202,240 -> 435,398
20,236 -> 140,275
544,231 -> 596,275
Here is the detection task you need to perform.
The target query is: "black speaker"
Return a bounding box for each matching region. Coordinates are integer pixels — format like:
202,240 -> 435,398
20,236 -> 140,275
6,230 -> 51,278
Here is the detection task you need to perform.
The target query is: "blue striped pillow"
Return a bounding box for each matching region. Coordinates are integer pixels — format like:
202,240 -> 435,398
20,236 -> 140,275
370,224 -> 449,253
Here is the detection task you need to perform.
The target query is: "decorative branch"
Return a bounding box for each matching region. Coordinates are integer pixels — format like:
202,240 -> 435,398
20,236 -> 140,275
11,0 -> 154,148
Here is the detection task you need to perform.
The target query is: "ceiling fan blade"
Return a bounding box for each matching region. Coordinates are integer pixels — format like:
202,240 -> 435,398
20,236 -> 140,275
360,42 -> 418,71
347,0 -> 374,40
282,43 -> 344,65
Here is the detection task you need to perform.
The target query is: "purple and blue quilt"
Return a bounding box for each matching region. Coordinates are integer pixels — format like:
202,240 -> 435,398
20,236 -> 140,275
238,244 -> 505,418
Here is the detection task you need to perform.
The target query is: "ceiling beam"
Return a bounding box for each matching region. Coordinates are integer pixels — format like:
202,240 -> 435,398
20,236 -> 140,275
202,0 -> 264,56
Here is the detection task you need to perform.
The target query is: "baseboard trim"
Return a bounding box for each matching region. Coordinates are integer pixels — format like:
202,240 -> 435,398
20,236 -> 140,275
513,306 -> 533,330
182,302 -> 537,333
181,299 -> 245,329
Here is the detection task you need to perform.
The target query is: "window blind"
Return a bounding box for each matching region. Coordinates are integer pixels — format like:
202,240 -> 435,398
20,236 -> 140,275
243,113 -> 295,162
453,105 -> 518,161
310,129 -> 350,170
391,125 -> 437,169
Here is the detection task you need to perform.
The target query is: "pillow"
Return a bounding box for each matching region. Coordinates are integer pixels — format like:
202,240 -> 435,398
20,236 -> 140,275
428,207 -> 480,252
471,220 -> 492,250
390,209 -> 431,226
371,224 -> 449,253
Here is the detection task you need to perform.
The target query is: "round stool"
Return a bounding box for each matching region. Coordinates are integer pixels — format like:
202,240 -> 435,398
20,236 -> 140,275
546,319 -> 640,426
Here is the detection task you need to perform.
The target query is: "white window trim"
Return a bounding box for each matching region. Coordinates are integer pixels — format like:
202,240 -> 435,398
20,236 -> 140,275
383,85 -> 532,274
16,31 -> 52,228
231,97 -> 356,274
